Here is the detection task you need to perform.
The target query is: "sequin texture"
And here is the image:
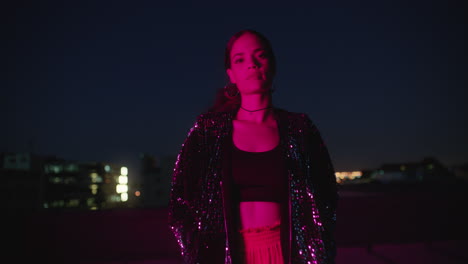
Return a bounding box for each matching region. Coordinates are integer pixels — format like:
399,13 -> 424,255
168,108 -> 338,264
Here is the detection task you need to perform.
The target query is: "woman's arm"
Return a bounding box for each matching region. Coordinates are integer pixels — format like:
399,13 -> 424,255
303,114 -> 339,263
168,116 -> 205,263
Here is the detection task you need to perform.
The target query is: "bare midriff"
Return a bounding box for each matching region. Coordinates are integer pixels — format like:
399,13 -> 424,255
232,119 -> 282,230
239,201 -> 281,229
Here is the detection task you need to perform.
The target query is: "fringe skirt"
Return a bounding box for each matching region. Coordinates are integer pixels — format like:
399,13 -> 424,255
239,220 -> 284,264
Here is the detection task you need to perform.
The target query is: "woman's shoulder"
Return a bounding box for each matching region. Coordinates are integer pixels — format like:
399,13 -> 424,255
190,110 -> 234,132
197,110 -> 232,119
275,108 -> 316,129
193,108 -> 317,130
195,110 -> 233,123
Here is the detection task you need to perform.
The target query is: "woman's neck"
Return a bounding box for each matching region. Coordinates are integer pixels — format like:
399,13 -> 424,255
236,94 -> 274,124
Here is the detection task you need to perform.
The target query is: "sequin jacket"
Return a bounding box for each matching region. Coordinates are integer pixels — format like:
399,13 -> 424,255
169,108 -> 338,264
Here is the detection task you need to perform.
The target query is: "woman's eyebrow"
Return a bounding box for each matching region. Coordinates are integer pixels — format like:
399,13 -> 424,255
232,48 -> 265,58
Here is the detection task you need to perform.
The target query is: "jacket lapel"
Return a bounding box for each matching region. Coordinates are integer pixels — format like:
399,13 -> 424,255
274,109 -> 293,264
220,111 -> 242,264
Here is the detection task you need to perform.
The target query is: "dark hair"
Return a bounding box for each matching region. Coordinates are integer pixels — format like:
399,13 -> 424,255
207,29 -> 277,113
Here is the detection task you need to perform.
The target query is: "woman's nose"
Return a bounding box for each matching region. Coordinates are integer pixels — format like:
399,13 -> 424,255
247,57 -> 260,69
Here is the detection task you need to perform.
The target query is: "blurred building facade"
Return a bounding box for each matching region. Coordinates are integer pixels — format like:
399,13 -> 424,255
337,156 -> 459,185
1,152 -> 136,211
1,152 -> 45,211
139,153 -> 176,208
369,156 -> 456,183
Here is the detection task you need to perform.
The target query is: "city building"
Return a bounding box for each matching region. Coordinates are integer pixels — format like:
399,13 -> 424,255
139,153 -> 176,208
1,152 -> 45,211
369,156 -> 456,184
1,152 -> 134,211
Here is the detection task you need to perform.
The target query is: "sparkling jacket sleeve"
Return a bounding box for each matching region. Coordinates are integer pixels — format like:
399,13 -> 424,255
304,114 -> 339,263
168,115 -> 206,263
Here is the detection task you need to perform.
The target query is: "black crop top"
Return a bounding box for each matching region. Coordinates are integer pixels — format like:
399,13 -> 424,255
231,140 -> 287,203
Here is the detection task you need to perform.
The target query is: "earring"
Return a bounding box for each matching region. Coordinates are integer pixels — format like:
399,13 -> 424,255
224,83 -> 239,98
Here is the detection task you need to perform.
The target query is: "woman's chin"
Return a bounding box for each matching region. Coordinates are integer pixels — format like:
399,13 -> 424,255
246,79 -> 271,88
241,85 -> 271,94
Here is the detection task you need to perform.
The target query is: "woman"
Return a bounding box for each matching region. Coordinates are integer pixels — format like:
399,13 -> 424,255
169,29 -> 338,264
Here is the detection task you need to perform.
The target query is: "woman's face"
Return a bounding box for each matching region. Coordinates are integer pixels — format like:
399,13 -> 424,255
227,33 -> 274,95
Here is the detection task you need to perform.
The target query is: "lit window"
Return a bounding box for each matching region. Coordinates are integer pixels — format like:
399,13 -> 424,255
121,167 -> 128,176
118,175 -> 128,184
121,193 -> 128,202
116,184 -> 128,193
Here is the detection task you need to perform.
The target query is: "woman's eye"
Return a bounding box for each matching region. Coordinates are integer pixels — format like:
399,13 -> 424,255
235,58 -> 244,63
259,53 -> 267,58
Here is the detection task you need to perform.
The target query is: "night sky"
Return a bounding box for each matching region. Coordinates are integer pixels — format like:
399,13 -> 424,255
4,1 -> 467,180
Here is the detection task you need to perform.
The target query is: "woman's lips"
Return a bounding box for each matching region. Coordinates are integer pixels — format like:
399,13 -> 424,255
246,72 -> 263,80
